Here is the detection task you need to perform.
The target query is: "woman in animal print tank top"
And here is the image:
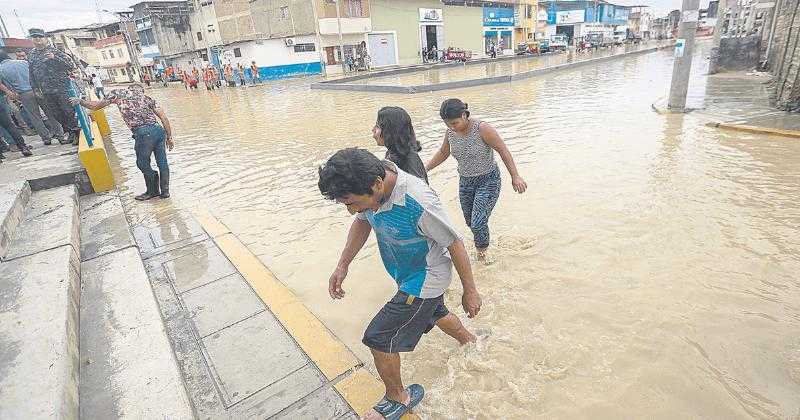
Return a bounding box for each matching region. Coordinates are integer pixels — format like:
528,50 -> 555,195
426,98 -> 527,262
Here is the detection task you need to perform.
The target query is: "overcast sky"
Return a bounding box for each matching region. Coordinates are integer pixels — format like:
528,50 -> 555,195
1,0 -> 705,39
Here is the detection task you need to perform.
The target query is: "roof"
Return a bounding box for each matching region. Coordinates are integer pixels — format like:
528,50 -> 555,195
92,34 -> 126,48
0,38 -> 35,49
129,1 -> 190,9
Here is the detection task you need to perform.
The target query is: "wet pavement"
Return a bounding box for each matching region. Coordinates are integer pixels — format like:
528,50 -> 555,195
101,40 -> 800,419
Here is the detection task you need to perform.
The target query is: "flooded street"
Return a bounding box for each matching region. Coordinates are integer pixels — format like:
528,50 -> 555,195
107,46 -> 800,419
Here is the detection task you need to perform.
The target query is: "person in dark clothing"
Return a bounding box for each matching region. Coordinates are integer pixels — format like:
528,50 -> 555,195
0,94 -> 33,157
27,28 -> 80,145
372,106 -> 428,184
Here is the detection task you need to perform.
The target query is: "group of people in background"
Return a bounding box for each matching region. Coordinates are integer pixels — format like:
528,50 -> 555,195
156,60 -> 262,91
318,98 -> 527,419
0,28 -> 84,162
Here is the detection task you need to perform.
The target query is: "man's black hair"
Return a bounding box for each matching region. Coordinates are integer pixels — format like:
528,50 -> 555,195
318,148 -> 386,200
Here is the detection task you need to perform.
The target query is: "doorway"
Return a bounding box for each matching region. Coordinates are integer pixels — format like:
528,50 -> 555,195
419,24 -> 444,57
556,25 -> 575,43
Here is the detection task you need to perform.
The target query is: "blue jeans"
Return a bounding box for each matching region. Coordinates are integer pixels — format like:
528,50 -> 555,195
132,124 -> 169,179
0,96 -> 24,146
458,165 -> 501,249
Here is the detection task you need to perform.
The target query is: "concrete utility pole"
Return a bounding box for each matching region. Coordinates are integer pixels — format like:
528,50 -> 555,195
335,0 -> 346,75
708,0 -> 727,74
667,0 -> 700,111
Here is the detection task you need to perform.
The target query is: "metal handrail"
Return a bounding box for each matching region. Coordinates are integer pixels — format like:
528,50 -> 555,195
68,81 -> 93,148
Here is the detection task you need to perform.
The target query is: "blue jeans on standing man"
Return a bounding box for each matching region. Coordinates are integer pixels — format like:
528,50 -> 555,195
132,123 -> 169,181
458,164 -> 501,250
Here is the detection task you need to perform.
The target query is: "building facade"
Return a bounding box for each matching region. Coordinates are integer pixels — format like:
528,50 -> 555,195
132,1 -> 197,71
370,0 -> 486,67
47,28 -> 101,66
538,1 -> 630,43
93,34 -> 137,83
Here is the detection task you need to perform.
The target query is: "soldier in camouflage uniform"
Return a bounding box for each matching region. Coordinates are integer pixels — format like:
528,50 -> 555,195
27,28 -> 80,145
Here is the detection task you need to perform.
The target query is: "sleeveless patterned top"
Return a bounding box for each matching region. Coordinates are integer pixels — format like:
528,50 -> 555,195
447,120 -> 496,177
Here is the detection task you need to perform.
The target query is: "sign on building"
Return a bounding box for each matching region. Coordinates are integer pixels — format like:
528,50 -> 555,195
419,8 -> 443,22
556,9 -> 585,24
483,7 -> 515,27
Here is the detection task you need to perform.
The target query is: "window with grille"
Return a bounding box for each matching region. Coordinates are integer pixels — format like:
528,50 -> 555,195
346,0 -> 363,17
279,6 -> 290,19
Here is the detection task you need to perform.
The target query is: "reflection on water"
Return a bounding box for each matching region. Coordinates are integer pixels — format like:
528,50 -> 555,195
107,46 -> 800,419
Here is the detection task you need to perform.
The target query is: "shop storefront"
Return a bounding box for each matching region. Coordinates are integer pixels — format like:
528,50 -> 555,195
483,6 -> 515,54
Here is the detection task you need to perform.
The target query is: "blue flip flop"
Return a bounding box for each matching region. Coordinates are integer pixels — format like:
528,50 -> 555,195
372,384 -> 425,419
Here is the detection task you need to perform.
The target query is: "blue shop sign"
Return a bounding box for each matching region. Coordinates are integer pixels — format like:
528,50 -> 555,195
599,4 -> 630,24
483,7 -> 515,27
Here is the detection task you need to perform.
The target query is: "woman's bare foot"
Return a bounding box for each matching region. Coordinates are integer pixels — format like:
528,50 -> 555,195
476,248 -> 494,265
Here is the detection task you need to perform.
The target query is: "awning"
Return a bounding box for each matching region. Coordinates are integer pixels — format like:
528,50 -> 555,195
484,31 -> 497,37
501,31 -> 512,36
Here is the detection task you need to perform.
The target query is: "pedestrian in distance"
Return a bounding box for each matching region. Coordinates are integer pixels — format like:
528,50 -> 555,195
27,28 -> 81,145
250,61 -> 260,84
373,106 -> 428,184
70,84 -> 174,201
236,63 -> 246,87
90,73 -> 105,99
426,98 -> 528,263
319,147 -> 482,420
0,49 -> 63,146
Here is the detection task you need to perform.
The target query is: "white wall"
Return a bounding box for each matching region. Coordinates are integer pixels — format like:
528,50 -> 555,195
220,35 -> 320,68
318,17 -> 372,35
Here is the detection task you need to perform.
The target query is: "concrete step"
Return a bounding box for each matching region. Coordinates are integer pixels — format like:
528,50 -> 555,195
0,181 -> 32,259
0,184 -> 82,419
0,240 -> 81,419
2,185 -> 80,263
78,193 -> 193,419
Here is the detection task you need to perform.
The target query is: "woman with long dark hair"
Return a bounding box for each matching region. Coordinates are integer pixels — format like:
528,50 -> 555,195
373,106 -> 428,183
426,98 -> 527,261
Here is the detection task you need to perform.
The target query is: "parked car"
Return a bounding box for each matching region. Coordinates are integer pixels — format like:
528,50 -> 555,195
550,35 -> 568,51
539,39 -> 551,53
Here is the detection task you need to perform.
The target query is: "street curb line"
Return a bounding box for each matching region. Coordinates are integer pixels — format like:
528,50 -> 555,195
706,122 -> 800,138
313,43 -> 674,94
192,210 -> 388,415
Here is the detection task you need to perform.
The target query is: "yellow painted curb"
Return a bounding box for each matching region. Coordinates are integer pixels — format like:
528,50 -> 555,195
709,122 -> 800,139
87,89 -> 112,138
334,368 -> 419,418
195,212 -> 423,419
212,232 -> 360,379
78,121 -> 115,192
91,109 -> 112,138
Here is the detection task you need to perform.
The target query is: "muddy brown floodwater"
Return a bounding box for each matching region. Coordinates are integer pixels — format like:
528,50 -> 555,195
110,45 -> 800,419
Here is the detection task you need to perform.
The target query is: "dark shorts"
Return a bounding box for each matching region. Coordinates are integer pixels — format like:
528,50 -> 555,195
363,291 -> 449,354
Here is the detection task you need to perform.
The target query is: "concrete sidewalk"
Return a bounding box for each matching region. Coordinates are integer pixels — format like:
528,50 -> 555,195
127,205 -> 388,418
655,70 -> 800,138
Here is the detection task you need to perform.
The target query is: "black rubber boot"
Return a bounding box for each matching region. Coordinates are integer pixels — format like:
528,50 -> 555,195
17,138 -> 33,157
134,172 -> 160,201
159,172 -> 170,199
